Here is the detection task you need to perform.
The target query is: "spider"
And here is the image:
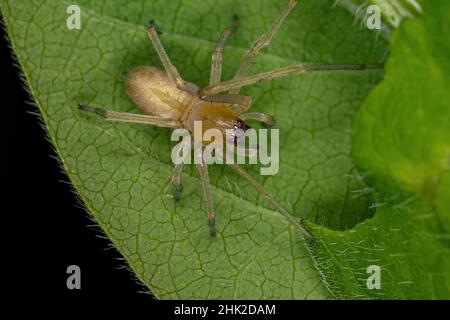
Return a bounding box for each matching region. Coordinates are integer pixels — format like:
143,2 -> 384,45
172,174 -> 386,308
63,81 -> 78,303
78,0 -> 381,242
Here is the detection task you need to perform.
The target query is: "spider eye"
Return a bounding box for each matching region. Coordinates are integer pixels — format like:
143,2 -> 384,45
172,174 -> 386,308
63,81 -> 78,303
235,119 -> 250,131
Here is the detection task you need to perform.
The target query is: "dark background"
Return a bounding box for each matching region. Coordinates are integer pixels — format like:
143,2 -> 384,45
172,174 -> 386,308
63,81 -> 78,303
2,21 -> 153,305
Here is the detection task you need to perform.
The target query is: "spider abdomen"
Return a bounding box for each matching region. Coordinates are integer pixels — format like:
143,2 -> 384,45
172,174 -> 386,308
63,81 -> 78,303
125,66 -> 195,120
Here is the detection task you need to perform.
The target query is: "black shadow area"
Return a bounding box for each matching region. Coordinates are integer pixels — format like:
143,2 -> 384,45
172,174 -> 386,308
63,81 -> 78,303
2,17 -> 154,307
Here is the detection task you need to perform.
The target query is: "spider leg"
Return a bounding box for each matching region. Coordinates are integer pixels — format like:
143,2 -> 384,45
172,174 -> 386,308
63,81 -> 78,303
147,21 -> 199,94
230,0 -> 298,94
196,163 -> 216,236
201,63 -> 383,96
171,163 -> 184,202
78,104 -> 180,128
239,112 -> 275,128
201,93 -> 253,114
227,163 -> 316,242
210,15 -> 239,85
202,93 -> 251,108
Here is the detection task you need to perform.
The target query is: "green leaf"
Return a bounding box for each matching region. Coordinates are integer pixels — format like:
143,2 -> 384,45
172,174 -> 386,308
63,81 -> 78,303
309,0 -> 450,299
2,0 -> 388,298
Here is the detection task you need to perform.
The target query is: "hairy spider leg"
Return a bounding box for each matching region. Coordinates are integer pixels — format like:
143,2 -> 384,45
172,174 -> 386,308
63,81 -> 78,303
210,14 -> 239,85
